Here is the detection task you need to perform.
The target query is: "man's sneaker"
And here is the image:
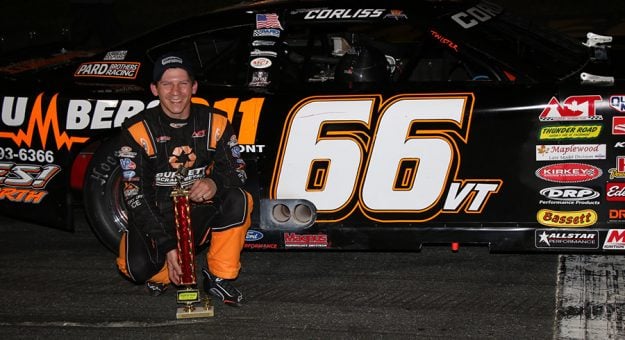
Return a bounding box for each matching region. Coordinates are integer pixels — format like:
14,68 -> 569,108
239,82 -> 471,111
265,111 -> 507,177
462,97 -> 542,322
145,281 -> 168,296
202,268 -> 242,307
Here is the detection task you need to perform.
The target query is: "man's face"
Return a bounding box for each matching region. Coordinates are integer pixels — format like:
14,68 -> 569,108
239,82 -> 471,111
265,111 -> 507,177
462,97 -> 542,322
150,68 -> 197,119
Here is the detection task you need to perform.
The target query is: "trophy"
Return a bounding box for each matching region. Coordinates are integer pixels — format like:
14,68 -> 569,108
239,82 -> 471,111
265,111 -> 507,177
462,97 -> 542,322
171,165 -> 213,319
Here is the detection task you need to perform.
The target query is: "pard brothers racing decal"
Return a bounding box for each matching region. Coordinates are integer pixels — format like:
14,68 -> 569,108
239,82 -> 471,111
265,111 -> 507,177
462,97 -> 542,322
271,94 -> 503,223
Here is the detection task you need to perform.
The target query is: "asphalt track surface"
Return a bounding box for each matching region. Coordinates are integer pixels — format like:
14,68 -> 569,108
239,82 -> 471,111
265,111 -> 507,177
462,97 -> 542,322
3,208 -> 621,339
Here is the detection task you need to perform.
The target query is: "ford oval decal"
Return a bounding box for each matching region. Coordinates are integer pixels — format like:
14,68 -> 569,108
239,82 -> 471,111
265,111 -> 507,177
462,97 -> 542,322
246,230 -> 264,241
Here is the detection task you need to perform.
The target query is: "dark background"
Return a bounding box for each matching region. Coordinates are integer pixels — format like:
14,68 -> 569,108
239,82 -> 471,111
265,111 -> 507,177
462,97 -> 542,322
1,0 -> 624,53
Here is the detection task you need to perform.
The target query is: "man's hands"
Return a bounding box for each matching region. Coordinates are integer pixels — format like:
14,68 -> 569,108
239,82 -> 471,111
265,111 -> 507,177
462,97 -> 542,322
166,249 -> 183,285
189,177 -> 217,203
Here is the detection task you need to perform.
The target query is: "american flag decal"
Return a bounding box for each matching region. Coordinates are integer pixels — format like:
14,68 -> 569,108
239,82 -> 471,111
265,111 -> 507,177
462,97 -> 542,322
256,13 -> 283,30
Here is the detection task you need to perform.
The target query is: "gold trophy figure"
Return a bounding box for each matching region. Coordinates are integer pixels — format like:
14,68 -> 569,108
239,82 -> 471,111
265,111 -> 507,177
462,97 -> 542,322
171,166 -> 213,319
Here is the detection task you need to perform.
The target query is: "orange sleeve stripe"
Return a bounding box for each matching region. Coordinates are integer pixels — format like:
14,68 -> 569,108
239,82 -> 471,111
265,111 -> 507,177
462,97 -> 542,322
127,121 -> 156,157
210,114 -> 228,149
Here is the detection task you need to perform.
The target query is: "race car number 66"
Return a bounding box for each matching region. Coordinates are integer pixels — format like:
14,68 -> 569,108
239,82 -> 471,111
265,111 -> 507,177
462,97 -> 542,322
271,94 -> 501,222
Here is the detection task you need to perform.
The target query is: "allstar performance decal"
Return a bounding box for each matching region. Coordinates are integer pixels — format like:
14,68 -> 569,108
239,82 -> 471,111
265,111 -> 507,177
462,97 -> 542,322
535,229 -> 598,249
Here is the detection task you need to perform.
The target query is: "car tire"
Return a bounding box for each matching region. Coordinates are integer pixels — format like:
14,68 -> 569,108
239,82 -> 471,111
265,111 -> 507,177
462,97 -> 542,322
83,135 -> 126,254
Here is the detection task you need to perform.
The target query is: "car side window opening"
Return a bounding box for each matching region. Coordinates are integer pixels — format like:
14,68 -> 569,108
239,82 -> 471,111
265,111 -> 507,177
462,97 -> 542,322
280,21 -> 498,86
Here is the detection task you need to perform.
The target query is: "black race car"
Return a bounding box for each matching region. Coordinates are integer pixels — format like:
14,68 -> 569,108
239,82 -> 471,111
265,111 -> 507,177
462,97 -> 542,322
1,0 -> 624,253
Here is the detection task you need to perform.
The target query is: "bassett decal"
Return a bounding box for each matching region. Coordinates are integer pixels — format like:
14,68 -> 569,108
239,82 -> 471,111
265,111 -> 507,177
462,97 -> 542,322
536,209 -> 597,227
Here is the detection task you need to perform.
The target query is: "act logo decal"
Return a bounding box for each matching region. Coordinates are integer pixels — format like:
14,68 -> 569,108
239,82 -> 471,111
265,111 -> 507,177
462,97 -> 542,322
539,95 -> 603,121
271,94 -> 503,223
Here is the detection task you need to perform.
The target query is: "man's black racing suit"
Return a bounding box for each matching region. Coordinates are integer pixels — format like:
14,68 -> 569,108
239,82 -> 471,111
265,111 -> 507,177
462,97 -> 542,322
115,103 -> 252,284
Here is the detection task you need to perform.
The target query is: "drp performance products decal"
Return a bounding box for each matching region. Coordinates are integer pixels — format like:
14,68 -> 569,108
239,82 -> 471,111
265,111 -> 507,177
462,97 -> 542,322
271,94 -> 502,223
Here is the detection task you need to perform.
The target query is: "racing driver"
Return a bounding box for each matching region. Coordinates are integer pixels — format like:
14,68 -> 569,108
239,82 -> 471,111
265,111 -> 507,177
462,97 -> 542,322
115,52 -> 252,307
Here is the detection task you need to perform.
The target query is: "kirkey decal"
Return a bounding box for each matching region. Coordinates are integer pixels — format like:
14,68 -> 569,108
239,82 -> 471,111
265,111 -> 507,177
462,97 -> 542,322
535,163 -> 602,183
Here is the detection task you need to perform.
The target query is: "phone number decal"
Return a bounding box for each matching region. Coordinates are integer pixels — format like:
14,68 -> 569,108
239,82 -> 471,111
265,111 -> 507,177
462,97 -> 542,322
0,147 -> 55,163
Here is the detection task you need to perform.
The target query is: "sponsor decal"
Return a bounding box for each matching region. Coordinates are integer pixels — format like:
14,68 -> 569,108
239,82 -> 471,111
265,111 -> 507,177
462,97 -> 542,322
103,50 -> 128,61
74,62 -> 141,79
252,40 -> 276,47
191,130 -> 206,138
535,163 -> 602,183
250,49 -> 278,58
539,95 -> 603,122
244,243 -> 278,249
119,158 -> 136,170
609,209 -> 625,223
1,94 -> 264,150
252,29 -> 281,38
239,145 -> 266,153
155,167 -> 206,187
450,2 -> 502,29
0,162 -> 61,204
384,9 -> 408,20
249,71 -> 270,87
430,29 -> 458,52
609,95 -> 625,112
536,209 -> 597,227
0,94 -> 89,151
606,182 -> 625,201
539,124 -> 602,140
535,229 -> 598,249
615,142 -> 625,148
123,182 -> 139,198
250,57 -> 272,69
256,13 -> 283,30
303,8 -> 385,20
535,144 -> 606,161
608,156 -> 625,179
603,229 -> 625,249
245,230 -> 264,242
539,186 -> 600,204
284,233 -> 328,248
0,147 -> 55,163
613,116 -> 625,135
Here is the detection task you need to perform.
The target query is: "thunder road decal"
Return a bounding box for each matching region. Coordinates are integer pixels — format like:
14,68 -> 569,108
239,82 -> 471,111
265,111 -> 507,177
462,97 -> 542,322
271,94 -> 503,223
538,124 -> 602,140
539,95 -> 603,121
0,94 -> 264,152
536,209 -> 597,227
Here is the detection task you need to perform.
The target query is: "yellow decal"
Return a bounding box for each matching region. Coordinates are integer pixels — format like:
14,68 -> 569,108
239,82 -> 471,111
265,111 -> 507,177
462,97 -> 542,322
537,209 -> 597,227
539,125 -> 602,140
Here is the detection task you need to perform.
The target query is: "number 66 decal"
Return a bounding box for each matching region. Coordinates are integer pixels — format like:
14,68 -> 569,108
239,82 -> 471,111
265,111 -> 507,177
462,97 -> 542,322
271,94 -> 502,223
